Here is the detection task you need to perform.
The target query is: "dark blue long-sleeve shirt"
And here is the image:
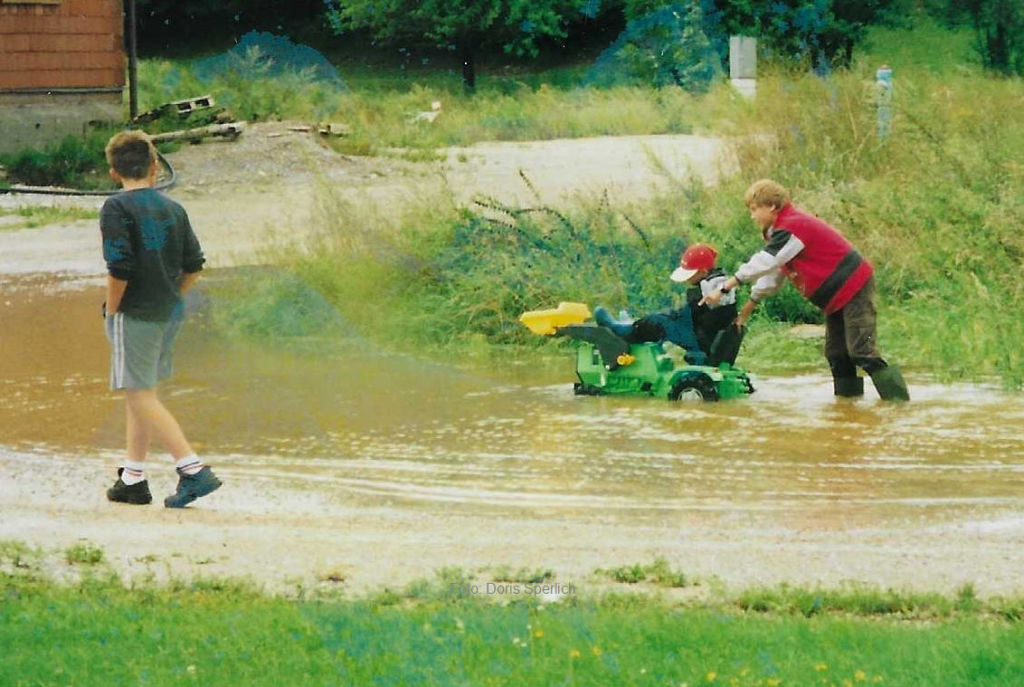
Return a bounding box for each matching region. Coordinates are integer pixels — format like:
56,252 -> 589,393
100,188 -> 205,321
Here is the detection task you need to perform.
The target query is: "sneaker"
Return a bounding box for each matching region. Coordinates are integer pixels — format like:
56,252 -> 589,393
164,466 -> 222,508
107,468 -> 153,505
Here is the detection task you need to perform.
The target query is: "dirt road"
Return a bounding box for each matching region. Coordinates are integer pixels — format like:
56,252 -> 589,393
0,122 -> 729,274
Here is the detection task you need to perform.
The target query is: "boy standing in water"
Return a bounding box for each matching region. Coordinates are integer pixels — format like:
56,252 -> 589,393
702,179 -> 909,400
101,130 -> 223,507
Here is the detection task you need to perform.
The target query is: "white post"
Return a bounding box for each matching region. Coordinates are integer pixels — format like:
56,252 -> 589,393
875,64 -> 893,141
729,36 -> 757,98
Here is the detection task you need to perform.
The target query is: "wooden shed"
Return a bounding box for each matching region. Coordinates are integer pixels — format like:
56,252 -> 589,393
0,0 -> 124,154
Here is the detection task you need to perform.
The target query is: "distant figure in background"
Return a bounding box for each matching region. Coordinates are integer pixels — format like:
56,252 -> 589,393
100,130 -> 223,508
875,64 -> 893,141
702,179 -> 909,401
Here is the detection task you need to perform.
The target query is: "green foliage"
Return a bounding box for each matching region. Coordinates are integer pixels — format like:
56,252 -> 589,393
64,543 -> 104,566
925,1 -> 1024,74
0,206 -> 99,231
323,80 -> 713,156
404,566 -> 475,602
588,2 -> 720,92
717,0 -> 906,69
956,584 -> 982,613
325,0 -> 591,88
423,210 -> 677,345
736,582 -> 959,619
599,557 -> 689,587
0,540 -> 38,572
605,562 -> 647,583
138,49 -> 342,124
0,131 -> 118,190
289,180 -> 686,349
964,0 -> 1024,75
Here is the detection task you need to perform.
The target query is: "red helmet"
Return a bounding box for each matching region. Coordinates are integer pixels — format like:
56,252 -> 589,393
670,243 -> 717,283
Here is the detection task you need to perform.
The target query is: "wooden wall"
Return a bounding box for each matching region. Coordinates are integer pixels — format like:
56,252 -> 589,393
0,0 -> 124,90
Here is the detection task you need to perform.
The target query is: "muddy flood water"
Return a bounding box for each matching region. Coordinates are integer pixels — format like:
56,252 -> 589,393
2,271 -> 1023,596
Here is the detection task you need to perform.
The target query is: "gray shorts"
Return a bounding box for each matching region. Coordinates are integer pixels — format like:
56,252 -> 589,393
105,312 -> 184,390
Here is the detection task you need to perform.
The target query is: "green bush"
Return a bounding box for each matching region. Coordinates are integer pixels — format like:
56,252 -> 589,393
1,131 -> 117,189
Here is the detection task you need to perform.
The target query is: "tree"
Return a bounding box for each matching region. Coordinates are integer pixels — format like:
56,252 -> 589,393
715,0 -> 903,69
323,0 -> 593,89
926,0 -> 1024,75
963,0 -> 1024,75
588,2 -> 720,91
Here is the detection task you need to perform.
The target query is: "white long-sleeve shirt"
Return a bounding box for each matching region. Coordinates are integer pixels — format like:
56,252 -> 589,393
734,228 -> 806,302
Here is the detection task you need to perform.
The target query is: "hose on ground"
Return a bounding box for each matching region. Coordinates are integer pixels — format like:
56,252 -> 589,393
0,151 -> 176,197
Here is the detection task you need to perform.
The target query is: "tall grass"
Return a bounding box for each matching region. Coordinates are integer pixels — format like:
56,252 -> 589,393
0,205 -> 99,230
136,54 -> 738,156
326,82 -> 734,154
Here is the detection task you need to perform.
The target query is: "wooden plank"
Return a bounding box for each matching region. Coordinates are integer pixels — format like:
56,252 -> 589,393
4,15 -> 114,33
0,67 -> 116,88
0,51 -> 119,70
0,35 -> 31,51
28,33 -> 117,52
150,122 -> 247,144
66,0 -> 120,17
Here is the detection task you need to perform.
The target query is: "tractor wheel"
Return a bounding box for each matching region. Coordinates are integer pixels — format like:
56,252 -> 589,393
669,374 -> 719,402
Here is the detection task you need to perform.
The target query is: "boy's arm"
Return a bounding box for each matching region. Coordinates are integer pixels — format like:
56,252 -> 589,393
734,270 -> 784,327
735,298 -> 757,328
734,231 -> 805,286
702,232 -> 804,306
180,270 -> 201,296
180,210 -> 206,274
105,275 -> 128,315
749,270 -> 785,303
100,198 -> 134,315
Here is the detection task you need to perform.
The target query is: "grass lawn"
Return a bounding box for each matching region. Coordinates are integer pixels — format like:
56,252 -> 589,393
2,569 -> 1023,687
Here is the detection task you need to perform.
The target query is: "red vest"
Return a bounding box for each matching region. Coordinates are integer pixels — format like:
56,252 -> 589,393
773,204 -> 873,314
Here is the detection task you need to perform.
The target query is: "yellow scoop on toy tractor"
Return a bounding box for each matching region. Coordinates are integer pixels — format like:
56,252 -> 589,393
519,302 -> 591,335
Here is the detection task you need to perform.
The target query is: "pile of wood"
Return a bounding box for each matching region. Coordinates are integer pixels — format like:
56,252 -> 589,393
133,95 -> 352,144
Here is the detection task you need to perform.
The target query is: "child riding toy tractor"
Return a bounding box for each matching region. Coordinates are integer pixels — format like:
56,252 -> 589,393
521,302 -> 754,402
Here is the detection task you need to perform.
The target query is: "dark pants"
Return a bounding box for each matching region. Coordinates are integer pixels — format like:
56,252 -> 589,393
630,307 -> 706,365
824,277 -> 886,376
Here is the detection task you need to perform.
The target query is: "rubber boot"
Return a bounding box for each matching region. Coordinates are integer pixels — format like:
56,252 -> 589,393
593,306 -> 634,338
869,365 -> 910,402
833,376 -> 864,397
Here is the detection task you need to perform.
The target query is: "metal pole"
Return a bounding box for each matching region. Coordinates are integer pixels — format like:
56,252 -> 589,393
128,0 -> 138,120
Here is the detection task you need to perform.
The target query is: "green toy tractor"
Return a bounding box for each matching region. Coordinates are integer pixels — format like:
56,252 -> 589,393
521,302 -> 754,402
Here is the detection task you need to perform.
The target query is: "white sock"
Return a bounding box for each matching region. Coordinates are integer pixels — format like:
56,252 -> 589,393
175,454 -> 204,475
120,461 -> 146,485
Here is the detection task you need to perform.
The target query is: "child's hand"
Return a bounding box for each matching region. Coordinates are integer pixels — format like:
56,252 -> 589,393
699,290 -> 723,307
